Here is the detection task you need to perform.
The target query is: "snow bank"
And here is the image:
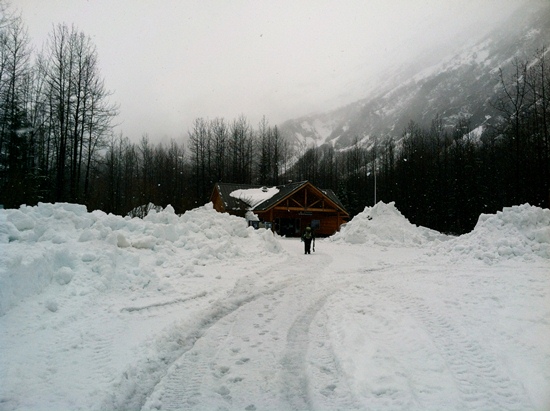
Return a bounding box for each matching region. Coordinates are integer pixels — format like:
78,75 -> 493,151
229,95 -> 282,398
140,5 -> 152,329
330,201 -> 550,263
0,202 -> 283,316
330,201 -> 448,246
436,203 -> 550,263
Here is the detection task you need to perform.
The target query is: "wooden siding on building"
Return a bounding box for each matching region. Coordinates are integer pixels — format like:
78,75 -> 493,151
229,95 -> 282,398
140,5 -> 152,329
210,181 -> 348,237
211,189 -> 228,214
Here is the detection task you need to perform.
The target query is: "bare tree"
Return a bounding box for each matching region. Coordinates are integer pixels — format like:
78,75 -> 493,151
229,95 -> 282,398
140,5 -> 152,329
0,10 -> 33,207
229,115 -> 253,184
270,125 -> 282,185
257,116 -> 271,184
38,23 -> 117,202
188,117 -> 211,201
526,46 -> 550,206
493,58 -> 531,201
210,117 -> 227,183
138,134 -> 154,206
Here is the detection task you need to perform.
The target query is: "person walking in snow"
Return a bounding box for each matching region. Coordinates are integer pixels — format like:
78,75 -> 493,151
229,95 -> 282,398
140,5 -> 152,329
301,226 -> 315,254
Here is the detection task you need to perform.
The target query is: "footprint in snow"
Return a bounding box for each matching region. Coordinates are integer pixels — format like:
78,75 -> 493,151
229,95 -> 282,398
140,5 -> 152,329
235,357 -> 249,365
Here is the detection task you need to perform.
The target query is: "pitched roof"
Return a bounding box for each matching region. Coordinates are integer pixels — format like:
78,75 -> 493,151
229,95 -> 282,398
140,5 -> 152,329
213,182 -> 264,212
252,181 -> 307,211
213,181 -> 347,214
317,188 -> 347,212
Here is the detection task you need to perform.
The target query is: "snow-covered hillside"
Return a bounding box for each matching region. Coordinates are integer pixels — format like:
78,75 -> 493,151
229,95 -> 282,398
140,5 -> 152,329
0,202 -> 549,410
280,0 -> 550,150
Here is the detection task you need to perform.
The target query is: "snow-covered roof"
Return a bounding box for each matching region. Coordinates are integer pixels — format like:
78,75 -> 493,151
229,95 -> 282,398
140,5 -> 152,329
230,186 -> 279,210
213,181 -> 347,214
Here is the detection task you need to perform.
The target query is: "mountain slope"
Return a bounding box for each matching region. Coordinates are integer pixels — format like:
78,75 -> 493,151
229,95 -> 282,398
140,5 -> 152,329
280,1 -> 550,150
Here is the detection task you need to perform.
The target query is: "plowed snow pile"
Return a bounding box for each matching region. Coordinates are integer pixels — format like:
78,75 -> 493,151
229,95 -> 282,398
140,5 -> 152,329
0,201 -> 549,411
331,201 -> 448,246
0,202 -> 282,316
331,202 -> 550,263
436,204 -> 550,263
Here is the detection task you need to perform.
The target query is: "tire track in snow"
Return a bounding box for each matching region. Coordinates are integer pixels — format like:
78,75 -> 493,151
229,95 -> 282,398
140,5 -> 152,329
277,247 -> 364,410
281,291 -> 365,411
141,292 -> 280,411
392,289 -> 533,410
102,269 -> 296,411
307,307 -> 365,411
120,291 -> 208,313
143,324 -> 224,410
137,252 -> 323,410
276,247 -> 391,411
280,293 -> 331,410
273,246 -> 369,410
105,242 -> 381,410
140,248 -> 331,410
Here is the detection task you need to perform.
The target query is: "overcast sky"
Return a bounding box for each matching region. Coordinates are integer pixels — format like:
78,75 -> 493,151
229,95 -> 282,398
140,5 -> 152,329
16,0 -> 525,142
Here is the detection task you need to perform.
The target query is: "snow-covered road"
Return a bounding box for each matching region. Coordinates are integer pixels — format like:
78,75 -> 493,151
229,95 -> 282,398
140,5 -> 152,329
137,240 -> 369,411
130,240 -> 547,411
1,202 -> 549,410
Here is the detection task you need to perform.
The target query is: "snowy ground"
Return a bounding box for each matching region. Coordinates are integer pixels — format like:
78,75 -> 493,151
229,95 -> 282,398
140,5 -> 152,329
1,202 -> 549,411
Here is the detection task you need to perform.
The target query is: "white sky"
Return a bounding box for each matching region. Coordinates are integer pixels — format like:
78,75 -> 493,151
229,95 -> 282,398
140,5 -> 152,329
15,0 -> 525,142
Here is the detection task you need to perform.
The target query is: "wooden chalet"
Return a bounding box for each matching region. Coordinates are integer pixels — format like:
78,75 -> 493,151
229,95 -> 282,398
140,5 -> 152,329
210,181 -> 349,237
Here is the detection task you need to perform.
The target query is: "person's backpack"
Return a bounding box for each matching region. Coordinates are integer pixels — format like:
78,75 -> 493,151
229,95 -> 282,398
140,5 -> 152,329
304,231 -> 312,240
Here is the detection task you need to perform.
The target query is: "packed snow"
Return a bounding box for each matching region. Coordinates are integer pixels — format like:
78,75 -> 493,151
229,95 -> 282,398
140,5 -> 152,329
330,202 -> 448,246
436,203 -> 550,263
0,201 -> 549,410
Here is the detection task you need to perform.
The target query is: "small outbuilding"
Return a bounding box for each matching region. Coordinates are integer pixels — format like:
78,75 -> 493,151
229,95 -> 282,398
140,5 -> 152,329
210,181 -> 349,237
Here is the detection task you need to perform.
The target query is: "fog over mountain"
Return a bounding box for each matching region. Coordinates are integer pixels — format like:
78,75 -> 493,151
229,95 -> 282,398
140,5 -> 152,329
280,0 -> 550,150
17,0 -> 526,142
